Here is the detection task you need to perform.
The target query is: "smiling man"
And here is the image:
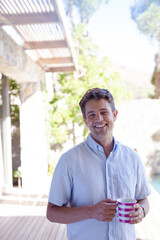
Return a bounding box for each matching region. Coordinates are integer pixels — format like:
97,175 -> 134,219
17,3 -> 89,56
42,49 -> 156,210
46,88 -> 151,240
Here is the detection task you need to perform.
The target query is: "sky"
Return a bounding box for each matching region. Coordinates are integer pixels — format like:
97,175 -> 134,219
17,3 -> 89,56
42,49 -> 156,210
88,0 -> 158,72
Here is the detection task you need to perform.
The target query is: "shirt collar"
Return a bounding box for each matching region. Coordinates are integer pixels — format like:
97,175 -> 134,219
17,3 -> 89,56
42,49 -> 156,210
86,133 -> 117,154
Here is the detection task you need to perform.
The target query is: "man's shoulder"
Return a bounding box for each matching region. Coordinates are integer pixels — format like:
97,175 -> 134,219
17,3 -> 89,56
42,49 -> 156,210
62,140 -> 86,158
116,141 -> 139,156
116,141 -> 142,167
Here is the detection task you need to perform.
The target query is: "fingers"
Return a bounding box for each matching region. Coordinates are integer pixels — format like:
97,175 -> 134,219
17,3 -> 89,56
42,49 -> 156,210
129,204 -> 143,224
129,214 -> 142,224
104,208 -> 117,215
133,204 -> 140,210
92,199 -> 117,222
103,199 -> 117,203
104,204 -> 117,210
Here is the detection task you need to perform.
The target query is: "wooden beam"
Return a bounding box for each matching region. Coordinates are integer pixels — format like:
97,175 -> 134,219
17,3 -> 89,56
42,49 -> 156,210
0,15 -> 11,26
38,57 -> 73,64
23,40 -> 67,49
0,12 -> 58,26
53,0 -> 78,71
46,66 -> 75,73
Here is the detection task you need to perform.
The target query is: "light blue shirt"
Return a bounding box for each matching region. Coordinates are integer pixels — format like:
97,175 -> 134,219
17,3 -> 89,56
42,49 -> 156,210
48,134 -> 151,240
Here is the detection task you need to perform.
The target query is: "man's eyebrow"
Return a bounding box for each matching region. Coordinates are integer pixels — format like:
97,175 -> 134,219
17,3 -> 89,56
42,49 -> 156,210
87,111 -> 95,115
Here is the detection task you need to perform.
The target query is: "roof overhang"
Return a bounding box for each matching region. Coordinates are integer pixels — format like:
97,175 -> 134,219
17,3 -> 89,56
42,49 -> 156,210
0,0 -> 78,73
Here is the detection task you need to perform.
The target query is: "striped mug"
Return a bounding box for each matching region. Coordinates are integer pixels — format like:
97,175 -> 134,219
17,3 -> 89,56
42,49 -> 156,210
117,198 -> 137,223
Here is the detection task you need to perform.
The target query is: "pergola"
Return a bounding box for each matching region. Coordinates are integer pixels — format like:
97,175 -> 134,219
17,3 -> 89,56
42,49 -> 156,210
0,0 -> 78,194
0,0 -> 78,73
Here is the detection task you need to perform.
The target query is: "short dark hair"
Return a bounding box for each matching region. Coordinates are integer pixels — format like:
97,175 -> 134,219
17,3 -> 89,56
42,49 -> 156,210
79,88 -> 116,118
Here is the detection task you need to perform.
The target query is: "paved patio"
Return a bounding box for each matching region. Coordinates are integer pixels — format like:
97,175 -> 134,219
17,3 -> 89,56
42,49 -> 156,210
0,185 -> 159,240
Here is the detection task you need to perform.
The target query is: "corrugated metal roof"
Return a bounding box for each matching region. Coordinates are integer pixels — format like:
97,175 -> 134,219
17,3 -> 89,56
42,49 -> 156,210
0,0 -> 78,73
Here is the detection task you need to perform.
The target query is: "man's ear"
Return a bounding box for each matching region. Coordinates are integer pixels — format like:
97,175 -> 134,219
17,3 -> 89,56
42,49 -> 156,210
114,109 -> 118,121
83,117 -> 88,127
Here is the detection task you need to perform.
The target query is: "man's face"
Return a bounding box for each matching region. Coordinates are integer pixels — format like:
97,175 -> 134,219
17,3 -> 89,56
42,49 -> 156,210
83,99 -> 118,142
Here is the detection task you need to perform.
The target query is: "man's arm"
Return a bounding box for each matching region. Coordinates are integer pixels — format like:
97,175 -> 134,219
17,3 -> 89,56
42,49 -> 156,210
129,197 -> 149,224
46,199 -> 117,224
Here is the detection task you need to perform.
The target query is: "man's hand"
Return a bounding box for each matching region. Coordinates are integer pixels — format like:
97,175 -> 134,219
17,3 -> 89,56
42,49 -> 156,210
129,204 -> 144,224
90,199 -> 117,222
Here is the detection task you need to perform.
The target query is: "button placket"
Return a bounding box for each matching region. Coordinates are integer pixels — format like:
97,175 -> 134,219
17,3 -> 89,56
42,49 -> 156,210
105,160 -> 110,199
106,153 -> 113,199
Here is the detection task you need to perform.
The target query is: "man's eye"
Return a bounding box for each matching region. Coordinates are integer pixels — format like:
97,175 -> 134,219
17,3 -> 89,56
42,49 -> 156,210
101,111 -> 108,115
88,114 -> 95,118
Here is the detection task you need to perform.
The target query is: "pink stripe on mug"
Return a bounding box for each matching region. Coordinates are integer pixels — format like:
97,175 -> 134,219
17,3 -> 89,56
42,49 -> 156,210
119,219 -> 131,223
119,213 -> 130,218
118,207 -> 135,212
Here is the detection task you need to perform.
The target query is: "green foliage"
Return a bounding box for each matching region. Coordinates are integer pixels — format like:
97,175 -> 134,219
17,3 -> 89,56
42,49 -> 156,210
48,161 -> 56,176
9,79 -> 20,97
130,0 -> 158,21
10,105 -> 19,126
137,3 -> 160,41
9,79 -> 20,126
13,169 -> 22,178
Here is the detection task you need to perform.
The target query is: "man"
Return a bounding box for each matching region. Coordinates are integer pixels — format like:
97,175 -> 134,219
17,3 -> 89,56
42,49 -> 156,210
46,88 -> 151,240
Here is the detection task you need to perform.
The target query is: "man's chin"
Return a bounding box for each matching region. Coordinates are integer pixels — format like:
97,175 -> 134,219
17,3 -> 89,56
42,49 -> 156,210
94,128 -> 107,135
92,132 -> 107,139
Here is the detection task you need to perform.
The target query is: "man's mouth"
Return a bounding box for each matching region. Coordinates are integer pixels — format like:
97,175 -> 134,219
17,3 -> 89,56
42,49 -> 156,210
94,123 -> 107,128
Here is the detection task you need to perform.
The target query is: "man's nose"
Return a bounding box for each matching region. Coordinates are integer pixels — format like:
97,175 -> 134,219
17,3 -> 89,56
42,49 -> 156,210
95,113 -> 103,121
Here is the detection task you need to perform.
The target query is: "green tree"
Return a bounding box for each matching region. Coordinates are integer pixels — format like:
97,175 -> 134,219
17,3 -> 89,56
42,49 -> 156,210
130,1 -> 160,98
131,1 -> 160,42
131,1 -> 160,21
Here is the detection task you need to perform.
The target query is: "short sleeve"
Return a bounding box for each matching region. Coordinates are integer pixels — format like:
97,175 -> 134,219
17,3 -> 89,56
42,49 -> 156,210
48,154 -> 73,206
135,155 -> 151,200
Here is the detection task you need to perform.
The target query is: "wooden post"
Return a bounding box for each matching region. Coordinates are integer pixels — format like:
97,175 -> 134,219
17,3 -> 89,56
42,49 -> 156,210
2,75 -> 13,191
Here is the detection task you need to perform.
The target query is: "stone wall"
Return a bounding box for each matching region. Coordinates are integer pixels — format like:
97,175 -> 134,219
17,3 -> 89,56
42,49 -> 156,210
0,28 -> 44,83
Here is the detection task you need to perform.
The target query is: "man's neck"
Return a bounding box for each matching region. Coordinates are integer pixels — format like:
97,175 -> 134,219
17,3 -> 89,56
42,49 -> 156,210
91,134 -> 114,158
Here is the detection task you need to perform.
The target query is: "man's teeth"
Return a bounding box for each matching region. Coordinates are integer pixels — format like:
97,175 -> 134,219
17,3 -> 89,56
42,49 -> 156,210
95,124 -> 105,128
